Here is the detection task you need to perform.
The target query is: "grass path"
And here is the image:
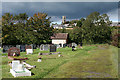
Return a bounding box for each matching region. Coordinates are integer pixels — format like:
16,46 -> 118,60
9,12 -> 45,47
44,45 -> 118,78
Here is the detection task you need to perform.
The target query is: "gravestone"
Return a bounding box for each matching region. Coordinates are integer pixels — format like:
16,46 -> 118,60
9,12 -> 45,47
33,44 -> 37,49
12,60 -> 22,71
26,49 -> 33,54
8,47 -> 20,56
67,43 -> 72,47
25,45 -> 33,54
30,44 -> 33,49
72,43 -> 77,47
20,45 -> 25,52
80,42 -> 83,46
10,60 -> 31,77
40,44 -> 44,51
16,45 -> 20,50
55,44 -> 60,48
36,45 -> 40,49
50,45 -> 56,52
72,46 -> 75,51
3,45 -> 9,53
25,45 -> 32,50
40,44 -> 49,51
44,45 -> 49,51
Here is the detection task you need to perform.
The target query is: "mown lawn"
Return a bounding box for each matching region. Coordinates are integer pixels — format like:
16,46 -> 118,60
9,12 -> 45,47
1,44 -> 118,78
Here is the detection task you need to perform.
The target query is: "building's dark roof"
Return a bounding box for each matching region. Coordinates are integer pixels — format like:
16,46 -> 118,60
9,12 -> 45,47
51,33 -> 68,39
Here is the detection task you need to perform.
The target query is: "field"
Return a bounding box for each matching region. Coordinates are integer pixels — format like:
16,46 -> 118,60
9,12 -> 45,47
1,44 -> 118,78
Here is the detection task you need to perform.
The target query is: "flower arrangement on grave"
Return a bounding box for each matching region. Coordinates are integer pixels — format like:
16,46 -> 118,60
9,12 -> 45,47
13,52 -> 20,56
37,56 -> 42,62
13,53 -> 16,56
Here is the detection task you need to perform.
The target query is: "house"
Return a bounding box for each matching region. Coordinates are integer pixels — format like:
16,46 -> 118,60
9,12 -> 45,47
51,33 -> 68,47
110,22 -> 120,26
53,24 -> 65,29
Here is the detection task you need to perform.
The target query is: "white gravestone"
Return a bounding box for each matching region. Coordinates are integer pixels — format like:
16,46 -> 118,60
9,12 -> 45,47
10,60 -> 31,77
37,59 -> 42,62
26,49 -> 33,54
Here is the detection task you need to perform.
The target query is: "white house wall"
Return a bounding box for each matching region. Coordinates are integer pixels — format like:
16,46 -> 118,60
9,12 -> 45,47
52,39 -> 67,46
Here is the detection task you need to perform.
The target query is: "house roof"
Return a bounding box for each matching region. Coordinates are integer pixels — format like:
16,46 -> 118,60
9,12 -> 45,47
51,33 -> 68,39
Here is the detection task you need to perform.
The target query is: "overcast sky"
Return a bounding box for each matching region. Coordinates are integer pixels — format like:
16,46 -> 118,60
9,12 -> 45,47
2,2 -> 119,24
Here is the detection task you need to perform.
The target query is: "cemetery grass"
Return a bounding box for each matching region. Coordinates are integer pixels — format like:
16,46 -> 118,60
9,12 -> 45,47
2,44 -> 118,78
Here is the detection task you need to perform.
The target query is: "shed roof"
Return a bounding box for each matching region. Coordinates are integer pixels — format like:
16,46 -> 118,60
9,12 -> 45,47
51,33 -> 68,39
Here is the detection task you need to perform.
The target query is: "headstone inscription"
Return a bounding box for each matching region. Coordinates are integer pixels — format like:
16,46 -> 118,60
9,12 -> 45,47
8,47 -> 20,56
50,45 -> 56,52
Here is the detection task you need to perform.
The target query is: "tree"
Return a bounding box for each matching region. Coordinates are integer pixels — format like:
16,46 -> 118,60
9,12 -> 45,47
2,12 -> 54,45
77,18 -> 85,27
72,26 -> 82,44
81,12 -> 112,44
26,12 -> 53,44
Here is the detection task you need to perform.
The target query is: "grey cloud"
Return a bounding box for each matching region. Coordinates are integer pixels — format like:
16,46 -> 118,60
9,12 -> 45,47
2,2 -> 118,22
